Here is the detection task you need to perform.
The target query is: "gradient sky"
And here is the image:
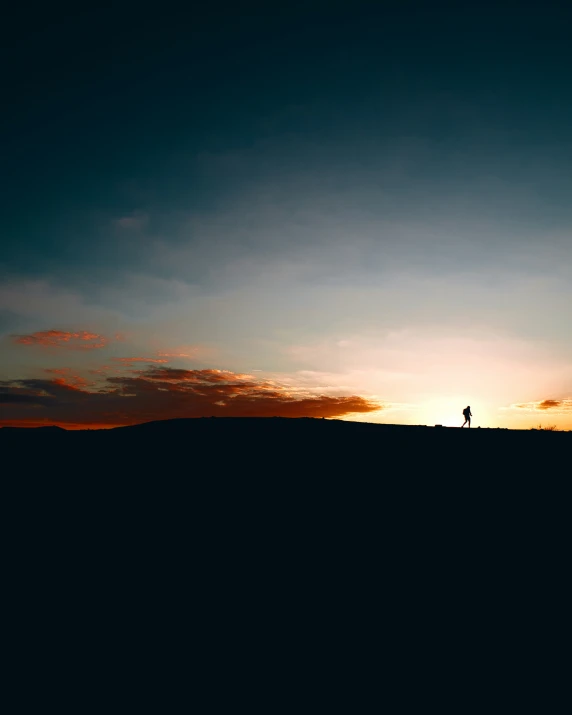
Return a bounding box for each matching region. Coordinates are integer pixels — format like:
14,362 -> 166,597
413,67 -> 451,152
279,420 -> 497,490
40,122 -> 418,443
2,1 -> 572,429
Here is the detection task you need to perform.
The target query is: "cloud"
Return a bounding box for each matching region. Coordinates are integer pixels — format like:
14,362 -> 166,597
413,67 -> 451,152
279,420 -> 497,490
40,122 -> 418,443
12,330 -> 109,350
0,380 -> 54,406
114,213 -> 149,230
44,368 -> 92,390
112,357 -> 170,364
140,367 -> 255,383
0,366 -> 380,428
512,399 -> 572,413
157,351 -> 197,358
538,399 -> 562,410
0,392 -> 51,405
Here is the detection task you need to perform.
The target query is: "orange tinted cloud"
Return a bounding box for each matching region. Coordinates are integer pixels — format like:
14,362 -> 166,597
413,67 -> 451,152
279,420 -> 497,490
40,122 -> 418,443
0,367 -> 380,428
141,367 -> 254,383
154,344 -> 212,359
44,368 -> 91,390
112,357 -> 170,364
538,399 -> 562,410
12,330 -> 109,350
156,346 -> 200,358
514,399 -> 572,412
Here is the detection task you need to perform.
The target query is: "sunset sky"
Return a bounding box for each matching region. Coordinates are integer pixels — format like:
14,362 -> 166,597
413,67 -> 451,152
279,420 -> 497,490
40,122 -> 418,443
1,2 -> 571,429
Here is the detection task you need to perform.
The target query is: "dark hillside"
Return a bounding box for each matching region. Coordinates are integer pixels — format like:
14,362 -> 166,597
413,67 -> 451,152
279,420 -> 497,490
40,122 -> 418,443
2,417 -> 569,475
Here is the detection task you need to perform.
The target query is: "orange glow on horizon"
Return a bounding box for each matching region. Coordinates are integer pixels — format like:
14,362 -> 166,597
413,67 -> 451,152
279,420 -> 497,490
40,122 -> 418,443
2,329 -> 571,431
0,419 -> 121,430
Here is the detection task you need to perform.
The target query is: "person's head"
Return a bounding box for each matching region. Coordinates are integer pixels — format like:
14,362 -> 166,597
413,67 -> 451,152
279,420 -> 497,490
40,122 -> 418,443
467,406 -> 470,409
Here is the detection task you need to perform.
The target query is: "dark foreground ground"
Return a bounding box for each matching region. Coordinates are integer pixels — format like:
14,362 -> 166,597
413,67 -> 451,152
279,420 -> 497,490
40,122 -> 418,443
3,415 -> 570,530
2,416 -> 570,475
2,417 -> 569,696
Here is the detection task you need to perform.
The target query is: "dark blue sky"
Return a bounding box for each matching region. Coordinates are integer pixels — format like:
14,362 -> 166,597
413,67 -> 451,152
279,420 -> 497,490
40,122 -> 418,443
3,1 -> 572,274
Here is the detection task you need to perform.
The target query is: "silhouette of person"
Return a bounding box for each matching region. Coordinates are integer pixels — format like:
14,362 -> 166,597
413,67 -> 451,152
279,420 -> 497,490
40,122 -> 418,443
462,406 -> 472,428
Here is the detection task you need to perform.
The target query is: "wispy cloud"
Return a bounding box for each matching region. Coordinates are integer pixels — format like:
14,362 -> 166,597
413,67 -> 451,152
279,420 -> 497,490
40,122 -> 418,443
157,351 -> 198,358
12,330 -> 110,350
114,213 -> 149,230
139,367 -> 255,383
112,357 -> 170,364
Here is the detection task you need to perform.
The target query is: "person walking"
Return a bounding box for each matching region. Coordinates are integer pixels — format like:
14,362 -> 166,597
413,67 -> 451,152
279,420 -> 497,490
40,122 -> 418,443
462,406 -> 472,428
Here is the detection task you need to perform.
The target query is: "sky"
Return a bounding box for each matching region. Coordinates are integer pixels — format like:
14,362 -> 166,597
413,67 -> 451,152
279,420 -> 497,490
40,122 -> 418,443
1,1 -> 572,429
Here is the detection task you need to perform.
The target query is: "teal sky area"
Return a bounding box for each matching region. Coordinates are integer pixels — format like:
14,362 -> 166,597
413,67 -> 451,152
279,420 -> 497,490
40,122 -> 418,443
1,2 -> 572,428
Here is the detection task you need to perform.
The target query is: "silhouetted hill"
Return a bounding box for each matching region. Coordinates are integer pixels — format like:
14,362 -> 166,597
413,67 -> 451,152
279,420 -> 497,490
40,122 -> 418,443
2,417 -> 570,476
